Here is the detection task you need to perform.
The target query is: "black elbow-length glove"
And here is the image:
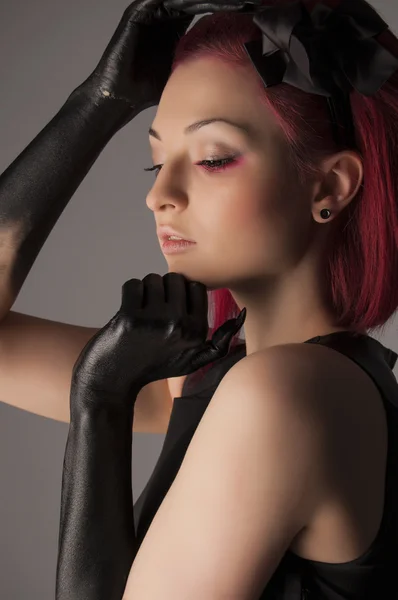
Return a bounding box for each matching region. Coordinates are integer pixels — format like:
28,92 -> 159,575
55,273 -> 246,600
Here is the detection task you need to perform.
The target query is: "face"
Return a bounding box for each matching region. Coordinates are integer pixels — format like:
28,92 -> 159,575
146,57 -> 319,294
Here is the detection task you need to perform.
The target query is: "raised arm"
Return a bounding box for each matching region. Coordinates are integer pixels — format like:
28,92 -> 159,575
0,0 -> 193,429
0,0 -> 193,322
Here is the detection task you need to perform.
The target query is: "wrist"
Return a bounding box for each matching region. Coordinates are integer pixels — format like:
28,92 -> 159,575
65,82 -> 140,133
70,383 -> 141,424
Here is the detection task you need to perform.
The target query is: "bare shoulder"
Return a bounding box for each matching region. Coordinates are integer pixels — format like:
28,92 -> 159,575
228,340 -> 386,456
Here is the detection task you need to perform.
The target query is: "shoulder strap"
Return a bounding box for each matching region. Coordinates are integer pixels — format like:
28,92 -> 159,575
305,332 -> 398,411
308,332 -> 398,560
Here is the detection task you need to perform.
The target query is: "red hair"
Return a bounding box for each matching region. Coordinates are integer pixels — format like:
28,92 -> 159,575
170,0 -> 398,373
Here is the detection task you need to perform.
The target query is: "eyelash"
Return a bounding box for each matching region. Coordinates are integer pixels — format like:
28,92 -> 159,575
143,156 -> 237,177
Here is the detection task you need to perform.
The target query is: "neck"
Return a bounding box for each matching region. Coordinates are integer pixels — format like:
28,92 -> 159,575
229,264 -> 363,356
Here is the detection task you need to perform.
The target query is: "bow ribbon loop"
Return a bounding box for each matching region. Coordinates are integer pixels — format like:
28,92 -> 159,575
243,0 -> 398,146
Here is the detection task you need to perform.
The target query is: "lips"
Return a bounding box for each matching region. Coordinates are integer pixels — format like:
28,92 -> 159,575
157,225 -> 196,243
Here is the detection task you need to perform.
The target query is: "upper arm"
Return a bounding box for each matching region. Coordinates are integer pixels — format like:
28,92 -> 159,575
123,346 -> 328,599
0,310 -> 173,433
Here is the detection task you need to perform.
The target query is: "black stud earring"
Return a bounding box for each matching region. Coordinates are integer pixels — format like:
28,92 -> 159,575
320,208 -> 331,220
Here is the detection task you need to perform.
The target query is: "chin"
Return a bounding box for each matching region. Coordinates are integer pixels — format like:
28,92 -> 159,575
164,265 -> 226,293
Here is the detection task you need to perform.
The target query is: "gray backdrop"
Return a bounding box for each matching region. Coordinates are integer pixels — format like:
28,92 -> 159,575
0,1 -> 397,598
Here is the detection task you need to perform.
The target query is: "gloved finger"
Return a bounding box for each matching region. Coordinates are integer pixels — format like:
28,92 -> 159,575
187,280 -> 208,319
188,308 -> 246,368
211,308 -> 246,348
167,307 -> 245,376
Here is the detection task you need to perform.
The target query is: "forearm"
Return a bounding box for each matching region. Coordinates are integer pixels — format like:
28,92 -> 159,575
56,401 -> 137,600
0,87 -> 132,317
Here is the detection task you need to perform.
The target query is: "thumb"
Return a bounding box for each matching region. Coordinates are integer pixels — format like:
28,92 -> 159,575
211,307 -> 247,348
189,308 -> 247,370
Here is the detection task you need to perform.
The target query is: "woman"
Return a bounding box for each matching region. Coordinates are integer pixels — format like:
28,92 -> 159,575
55,1 -> 398,598
1,0 -> 398,599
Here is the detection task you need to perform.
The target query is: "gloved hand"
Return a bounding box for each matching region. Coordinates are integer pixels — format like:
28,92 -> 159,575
71,272 -> 246,415
70,0 -> 261,129
70,0 -> 193,126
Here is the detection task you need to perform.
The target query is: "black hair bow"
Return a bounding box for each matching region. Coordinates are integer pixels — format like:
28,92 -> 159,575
243,0 -> 398,147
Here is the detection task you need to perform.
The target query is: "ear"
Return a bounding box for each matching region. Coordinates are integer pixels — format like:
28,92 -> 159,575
311,150 -> 364,224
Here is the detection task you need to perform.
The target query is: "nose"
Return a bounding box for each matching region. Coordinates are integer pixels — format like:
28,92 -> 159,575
146,162 -> 189,213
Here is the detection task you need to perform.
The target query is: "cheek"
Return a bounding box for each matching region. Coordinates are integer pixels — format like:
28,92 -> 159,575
220,171 -> 301,266
226,171 -> 282,233
196,158 -> 294,244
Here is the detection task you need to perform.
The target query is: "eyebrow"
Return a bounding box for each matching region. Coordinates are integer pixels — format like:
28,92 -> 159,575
148,118 -> 254,141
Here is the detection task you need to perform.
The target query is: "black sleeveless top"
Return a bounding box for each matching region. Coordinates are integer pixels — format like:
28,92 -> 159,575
133,331 -> 398,599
